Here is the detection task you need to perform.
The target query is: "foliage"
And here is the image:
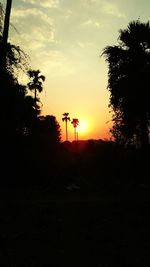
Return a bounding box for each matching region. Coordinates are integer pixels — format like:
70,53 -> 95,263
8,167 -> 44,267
71,118 -> 79,141
103,20 -> 150,147
71,118 -> 79,128
0,72 -> 36,140
38,115 -> 61,144
27,69 -> 45,111
62,112 -> 70,141
0,2 -> 29,76
62,112 -> 70,122
0,2 -> 35,140
6,43 -> 29,75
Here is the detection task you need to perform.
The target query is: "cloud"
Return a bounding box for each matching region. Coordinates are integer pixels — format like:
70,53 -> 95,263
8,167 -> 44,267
39,50 -> 65,62
38,50 -> 75,78
11,7 -> 53,25
22,0 -> 59,9
63,9 -> 73,19
101,1 -> 125,18
82,19 -> 101,28
77,41 -> 95,48
11,7 -> 56,50
82,0 -> 99,6
77,42 -> 85,48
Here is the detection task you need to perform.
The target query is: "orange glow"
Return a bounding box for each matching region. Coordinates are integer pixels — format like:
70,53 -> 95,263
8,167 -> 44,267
59,111 -> 112,141
77,119 -> 88,134
66,116 -> 91,141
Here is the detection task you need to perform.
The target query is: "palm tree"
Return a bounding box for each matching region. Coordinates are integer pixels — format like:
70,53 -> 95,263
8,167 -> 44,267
103,20 -> 150,148
71,118 -> 79,141
27,69 -> 45,110
0,0 -> 12,73
62,112 -> 70,141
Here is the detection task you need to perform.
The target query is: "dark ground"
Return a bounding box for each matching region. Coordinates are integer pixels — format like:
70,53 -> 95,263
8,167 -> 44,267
0,186 -> 150,266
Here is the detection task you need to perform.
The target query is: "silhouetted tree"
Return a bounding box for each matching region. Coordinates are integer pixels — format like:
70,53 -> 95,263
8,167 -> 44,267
0,4 -> 35,140
62,112 -> 70,141
0,72 -> 36,140
0,1 -> 29,76
0,0 -> 12,73
27,69 -> 45,111
71,118 -> 79,141
0,3 -> 4,33
103,20 -> 150,148
38,115 -> 61,144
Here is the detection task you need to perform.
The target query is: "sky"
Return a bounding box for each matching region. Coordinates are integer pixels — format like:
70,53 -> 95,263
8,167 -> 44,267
2,0 -> 150,141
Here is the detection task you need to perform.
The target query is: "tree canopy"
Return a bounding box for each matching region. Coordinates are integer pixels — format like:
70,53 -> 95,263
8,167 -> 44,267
38,115 -> 61,144
0,2 -> 38,140
103,20 -> 150,148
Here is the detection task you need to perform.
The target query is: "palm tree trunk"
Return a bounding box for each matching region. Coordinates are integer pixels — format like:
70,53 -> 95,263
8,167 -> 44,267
34,88 -> 37,109
1,0 -> 12,72
74,127 -> 76,141
65,121 -> 68,141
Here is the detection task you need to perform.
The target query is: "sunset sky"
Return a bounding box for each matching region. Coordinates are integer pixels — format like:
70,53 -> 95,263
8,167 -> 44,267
2,0 -> 150,141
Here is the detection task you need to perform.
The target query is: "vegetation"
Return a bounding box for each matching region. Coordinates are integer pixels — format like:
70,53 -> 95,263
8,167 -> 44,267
71,118 -> 79,141
0,4 -> 150,266
62,112 -> 70,141
0,2 -> 149,193
27,69 -> 45,111
0,1 -> 61,187
103,20 -> 150,148
38,115 -> 61,144
0,1 -> 34,141
0,2 -> 149,195
0,0 -> 12,72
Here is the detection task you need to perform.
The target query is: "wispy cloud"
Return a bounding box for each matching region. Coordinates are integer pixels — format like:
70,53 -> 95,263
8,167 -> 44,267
39,50 -> 64,61
101,1 -> 125,18
22,0 -> 59,9
82,0 -> 99,6
11,7 -> 55,48
11,7 -> 53,25
39,50 -> 75,78
77,41 -> 95,48
82,19 -> 101,28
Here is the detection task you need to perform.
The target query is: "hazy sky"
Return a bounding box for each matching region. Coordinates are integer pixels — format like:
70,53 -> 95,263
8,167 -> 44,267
2,0 -> 150,140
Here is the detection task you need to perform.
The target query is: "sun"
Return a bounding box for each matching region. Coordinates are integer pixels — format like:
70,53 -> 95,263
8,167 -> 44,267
77,119 -> 88,133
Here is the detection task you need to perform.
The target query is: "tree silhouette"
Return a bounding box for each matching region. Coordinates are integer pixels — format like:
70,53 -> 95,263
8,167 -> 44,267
0,1 -> 29,77
38,115 -> 61,144
0,70 -> 36,140
0,4 -> 35,140
62,112 -> 70,141
103,20 -> 150,148
71,118 -> 79,141
0,0 -> 12,73
27,69 -> 45,111
0,3 -> 4,34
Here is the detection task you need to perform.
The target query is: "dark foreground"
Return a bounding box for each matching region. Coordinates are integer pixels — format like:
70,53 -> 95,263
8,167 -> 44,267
0,187 -> 150,266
